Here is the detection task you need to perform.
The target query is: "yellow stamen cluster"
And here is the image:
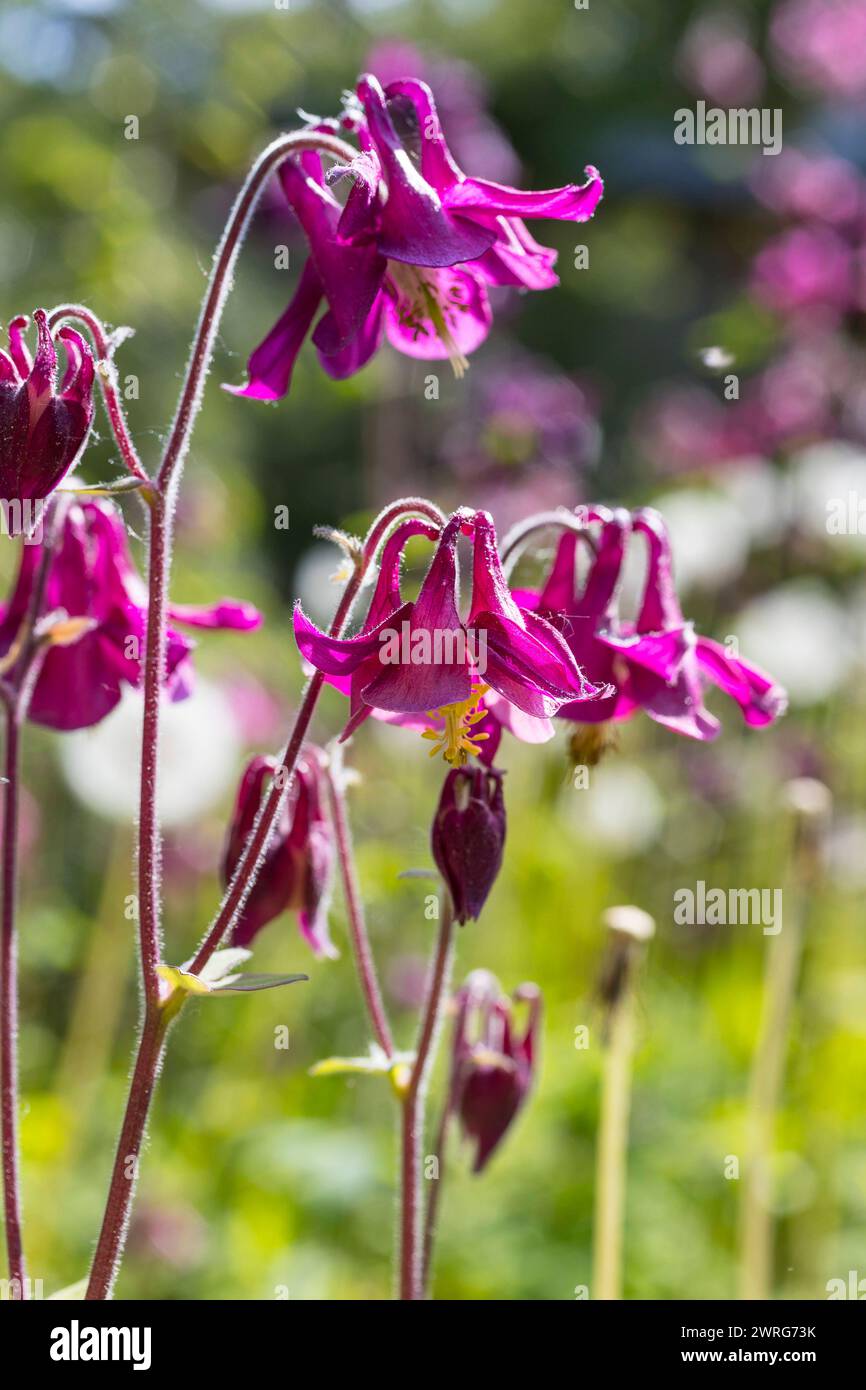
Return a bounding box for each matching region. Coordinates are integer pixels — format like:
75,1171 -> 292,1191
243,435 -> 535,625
422,686 -> 490,765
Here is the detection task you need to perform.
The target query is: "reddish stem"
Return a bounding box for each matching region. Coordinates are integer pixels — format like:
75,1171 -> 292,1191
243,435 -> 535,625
85,1007 -> 167,1301
399,894 -> 455,1300
1,502 -> 66,1298
421,993 -> 470,1296
325,754 -> 394,1058
0,710 -> 25,1296
156,130 -> 356,495
137,495 -> 168,1006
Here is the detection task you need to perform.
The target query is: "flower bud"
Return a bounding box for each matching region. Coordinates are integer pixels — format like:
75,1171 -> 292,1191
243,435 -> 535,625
431,764 -> 506,923
0,311 -> 95,504
452,971 -> 541,1172
222,749 -> 337,958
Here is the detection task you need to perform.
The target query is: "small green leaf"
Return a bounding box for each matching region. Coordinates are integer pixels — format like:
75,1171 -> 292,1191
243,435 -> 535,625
60,475 -> 147,496
212,972 -> 308,994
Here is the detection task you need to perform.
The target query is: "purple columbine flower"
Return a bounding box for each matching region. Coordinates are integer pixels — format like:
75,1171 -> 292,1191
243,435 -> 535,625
519,504 -> 787,746
432,764 -> 506,924
0,498 -> 261,731
222,750 -> 336,958
293,508 -> 610,763
0,311 -> 95,504
226,73 -> 602,400
450,971 -> 541,1173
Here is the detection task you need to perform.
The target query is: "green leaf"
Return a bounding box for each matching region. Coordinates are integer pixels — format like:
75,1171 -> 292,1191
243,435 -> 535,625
59,475 -> 147,496
212,972 -> 309,994
48,1278 -> 88,1300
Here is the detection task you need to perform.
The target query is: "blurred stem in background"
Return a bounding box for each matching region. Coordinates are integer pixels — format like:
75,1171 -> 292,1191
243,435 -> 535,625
56,828 -> 135,1158
738,779 -> 832,1301
324,745 -> 468,1300
592,905 -> 654,1301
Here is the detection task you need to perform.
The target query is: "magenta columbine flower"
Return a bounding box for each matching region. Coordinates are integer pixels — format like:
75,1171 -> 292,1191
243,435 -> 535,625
0,499 -> 261,731
222,750 -> 336,958
450,971 -> 541,1173
227,73 -> 602,400
432,764 -> 506,924
294,507 -> 610,761
520,505 -> 787,746
0,311 -> 95,504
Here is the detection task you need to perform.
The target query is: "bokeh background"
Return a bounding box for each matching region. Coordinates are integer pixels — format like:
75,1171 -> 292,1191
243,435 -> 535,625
2,0 -> 865,1300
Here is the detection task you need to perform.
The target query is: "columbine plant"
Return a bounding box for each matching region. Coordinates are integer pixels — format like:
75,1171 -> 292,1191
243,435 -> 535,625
0,67 -> 785,1304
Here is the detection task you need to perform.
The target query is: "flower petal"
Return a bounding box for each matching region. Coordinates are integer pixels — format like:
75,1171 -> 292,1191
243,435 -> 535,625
383,265 -> 492,362
292,598 -> 414,677
168,599 -> 262,631
356,74 -> 497,267
696,636 -> 788,728
445,165 -> 604,222
225,260 -> 323,401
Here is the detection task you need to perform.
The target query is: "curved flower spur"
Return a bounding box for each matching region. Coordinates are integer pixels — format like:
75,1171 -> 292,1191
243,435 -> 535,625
509,503 -> 788,758
226,73 -> 603,399
293,507 -> 613,766
0,310 -> 95,506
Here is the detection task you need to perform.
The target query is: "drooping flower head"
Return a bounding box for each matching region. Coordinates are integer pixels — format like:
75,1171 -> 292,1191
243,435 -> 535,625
222,749 -> 336,959
0,311 -> 95,505
516,504 -> 787,750
0,498 -> 261,731
227,73 -> 603,400
293,507 -> 611,766
450,971 -> 541,1173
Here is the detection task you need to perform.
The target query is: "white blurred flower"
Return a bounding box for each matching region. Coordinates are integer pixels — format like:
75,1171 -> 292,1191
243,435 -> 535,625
571,762 -> 663,856
718,459 -> 788,546
651,488 -> 750,592
823,815 -> 866,892
790,440 -> 866,553
736,580 -> 854,704
293,542 -> 349,626
58,679 -> 241,827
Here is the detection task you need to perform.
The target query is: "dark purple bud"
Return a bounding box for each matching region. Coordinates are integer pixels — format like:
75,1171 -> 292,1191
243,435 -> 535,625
222,749 -> 337,959
431,764 -> 505,923
0,311 -> 95,505
452,971 -> 541,1173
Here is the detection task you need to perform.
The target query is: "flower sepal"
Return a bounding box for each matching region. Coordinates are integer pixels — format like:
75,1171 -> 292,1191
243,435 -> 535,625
309,1042 -> 415,1098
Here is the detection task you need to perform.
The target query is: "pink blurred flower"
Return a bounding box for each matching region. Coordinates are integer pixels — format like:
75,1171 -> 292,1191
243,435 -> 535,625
752,147 -> 865,225
751,225 -> 855,317
771,0 -> 866,99
677,11 -> 765,106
